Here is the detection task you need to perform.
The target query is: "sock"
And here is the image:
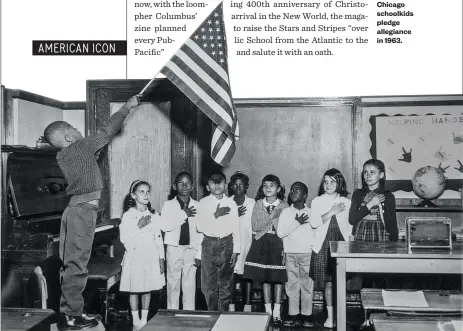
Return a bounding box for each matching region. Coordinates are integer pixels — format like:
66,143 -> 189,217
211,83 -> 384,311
273,303 -> 281,318
131,310 -> 140,326
140,309 -> 149,325
229,304 -> 235,312
324,305 -> 334,327
264,303 -> 272,314
243,304 -> 252,312
326,306 -> 333,318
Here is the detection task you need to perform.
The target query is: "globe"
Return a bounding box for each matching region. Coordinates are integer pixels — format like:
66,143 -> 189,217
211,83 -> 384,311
411,166 -> 446,207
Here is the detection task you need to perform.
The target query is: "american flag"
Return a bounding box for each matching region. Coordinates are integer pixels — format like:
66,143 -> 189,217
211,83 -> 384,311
161,1 -> 239,167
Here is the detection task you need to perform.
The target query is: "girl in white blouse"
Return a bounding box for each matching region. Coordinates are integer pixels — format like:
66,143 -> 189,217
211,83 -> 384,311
119,180 -> 165,331
309,169 -> 352,328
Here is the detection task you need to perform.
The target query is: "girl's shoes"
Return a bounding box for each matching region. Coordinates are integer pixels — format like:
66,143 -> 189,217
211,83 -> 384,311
324,305 -> 335,328
323,317 -> 336,328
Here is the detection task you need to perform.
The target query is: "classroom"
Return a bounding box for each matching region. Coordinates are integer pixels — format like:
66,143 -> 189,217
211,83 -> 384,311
1,80 -> 462,331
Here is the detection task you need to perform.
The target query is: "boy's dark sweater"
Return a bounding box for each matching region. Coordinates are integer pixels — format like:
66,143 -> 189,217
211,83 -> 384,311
57,105 -> 131,205
348,187 -> 398,241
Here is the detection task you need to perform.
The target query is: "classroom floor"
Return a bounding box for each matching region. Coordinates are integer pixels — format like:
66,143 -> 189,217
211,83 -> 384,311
105,290 -> 366,331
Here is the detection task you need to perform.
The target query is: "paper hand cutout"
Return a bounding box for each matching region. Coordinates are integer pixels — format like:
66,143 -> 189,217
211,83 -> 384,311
438,163 -> 450,174
398,147 -> 412,163
455,160 -> 463,173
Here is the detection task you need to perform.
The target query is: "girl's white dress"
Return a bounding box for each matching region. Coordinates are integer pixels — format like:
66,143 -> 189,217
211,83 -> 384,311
119,207 -> 166,292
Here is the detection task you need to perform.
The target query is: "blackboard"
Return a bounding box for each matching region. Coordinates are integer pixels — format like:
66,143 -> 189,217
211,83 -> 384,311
222,100 -> 354,204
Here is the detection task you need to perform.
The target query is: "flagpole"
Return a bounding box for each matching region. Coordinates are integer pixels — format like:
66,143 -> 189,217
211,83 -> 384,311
139,67 -> 163,96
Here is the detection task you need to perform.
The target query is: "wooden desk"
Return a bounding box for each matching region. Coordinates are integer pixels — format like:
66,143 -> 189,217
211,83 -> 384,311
86,256 -> 122,324
143,309 -> 271,331
1,308 -> 55,331
371,313 -> 463,331
330,241 -> 463,331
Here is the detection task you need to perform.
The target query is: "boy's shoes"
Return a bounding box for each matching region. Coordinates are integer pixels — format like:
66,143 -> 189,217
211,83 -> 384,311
272,316 -> 282,325
302,314 -> 315,328
58,314 -> 98,330
281,291 -> 288,302
251,290 -> 262,301
81,313 -> 98,322
283,315 -> 301,327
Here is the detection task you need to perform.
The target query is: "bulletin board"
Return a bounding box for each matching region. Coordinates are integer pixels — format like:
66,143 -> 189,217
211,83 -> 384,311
355,97 -> 463,193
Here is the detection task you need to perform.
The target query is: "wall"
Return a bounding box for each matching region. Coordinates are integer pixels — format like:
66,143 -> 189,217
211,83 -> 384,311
63,108 -> 85,135
12,98 -> 85,146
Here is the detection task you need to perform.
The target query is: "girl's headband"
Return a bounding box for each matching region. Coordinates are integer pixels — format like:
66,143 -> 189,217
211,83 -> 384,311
130,180 -> 142,193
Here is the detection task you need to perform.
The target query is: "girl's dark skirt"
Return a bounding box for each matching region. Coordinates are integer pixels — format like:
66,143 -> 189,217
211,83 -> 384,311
243,232 -> 287,283
353,217 -> 390,242
310,217 -> 344,286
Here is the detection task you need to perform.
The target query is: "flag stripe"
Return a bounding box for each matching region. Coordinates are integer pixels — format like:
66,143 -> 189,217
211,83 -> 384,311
162,66 -> 234,135
211,126 -> 235,165
211,126 -> 229,158
234,120 -> 240,137
178,44 -> 234,115
170,51 -> 235,122
163,61 -> 233,128
181,43 -> 230,93
220,139 -> 236,165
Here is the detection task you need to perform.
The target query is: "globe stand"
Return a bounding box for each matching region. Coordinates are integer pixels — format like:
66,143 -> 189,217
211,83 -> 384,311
415,199 -> 438,208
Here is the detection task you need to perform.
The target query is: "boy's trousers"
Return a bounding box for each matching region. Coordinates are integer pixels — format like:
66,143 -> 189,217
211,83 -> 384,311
59,202 -> 98,316
285,252 -> 314,316
166,245 -> 197,310
201,234 -> 234,312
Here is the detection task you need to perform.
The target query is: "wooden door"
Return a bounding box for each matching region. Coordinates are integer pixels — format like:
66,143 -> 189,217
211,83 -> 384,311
87,79 -> 199,221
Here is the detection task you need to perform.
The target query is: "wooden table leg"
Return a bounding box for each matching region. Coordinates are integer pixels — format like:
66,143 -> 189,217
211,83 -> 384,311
99,289 -> 108,324
336,257 -> 346,331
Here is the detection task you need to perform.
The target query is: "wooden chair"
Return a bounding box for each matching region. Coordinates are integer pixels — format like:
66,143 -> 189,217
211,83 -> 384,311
34,266 -> 48,309
30,256 -> 61,312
